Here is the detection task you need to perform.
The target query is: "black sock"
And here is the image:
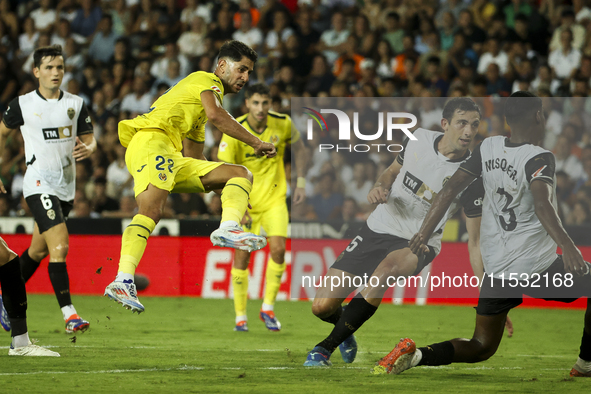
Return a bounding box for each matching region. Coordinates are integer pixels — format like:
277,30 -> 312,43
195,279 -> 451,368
319,305 -> 343,325
0,256 -> 28,336
48,262 -> 72,308
20,249 -> 41,283
317,296 -> 377,353
579,330 -> 591,361
417,341 -> 455,366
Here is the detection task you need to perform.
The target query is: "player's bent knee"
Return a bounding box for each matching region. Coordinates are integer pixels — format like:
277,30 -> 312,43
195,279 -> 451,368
29,249 -> 49,262
0,248 -> 16,266
235,166 -> 253,183
270,247 -> 285,264
467,339 -> 498,363
50,242 -> 69,260
139,207 -> 163,224
311,299 -> 338,318
226,164 -> 252,182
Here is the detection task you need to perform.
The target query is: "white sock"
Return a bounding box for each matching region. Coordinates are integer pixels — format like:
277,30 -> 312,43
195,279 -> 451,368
61,304 -> 77,320
575,356 -> 591,372
12,332 -> 30,348
261,303 -> 274,312
236,315 -> 247,324
220,221 -> 240,229
411,349 -> 422,367
115,272 -> 134,283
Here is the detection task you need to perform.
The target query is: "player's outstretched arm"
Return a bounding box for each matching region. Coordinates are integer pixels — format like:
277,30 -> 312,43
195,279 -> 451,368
73,134 -> 97,161
409,168 -> 476,255
531,180 -> 587,276
201,91 -> 276,158
0,121 -> 16,193
367,159 -> 402,204
291,138 -> 307,205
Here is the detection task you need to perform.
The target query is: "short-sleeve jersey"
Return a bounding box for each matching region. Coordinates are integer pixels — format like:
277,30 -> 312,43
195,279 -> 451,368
460,136 -> 557,278
217,111 -> 299,212
367,128 -> 482,255
2,90 -> 93,201
118,71 -> 224,151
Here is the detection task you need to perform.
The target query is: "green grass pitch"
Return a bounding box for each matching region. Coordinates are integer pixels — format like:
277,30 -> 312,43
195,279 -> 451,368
2,295 -> 589,393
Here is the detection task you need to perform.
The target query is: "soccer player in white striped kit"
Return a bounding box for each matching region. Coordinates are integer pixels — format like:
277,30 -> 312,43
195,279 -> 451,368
378,91 -> 591,377
304,98 -> 487,366
0,45 -> 96,334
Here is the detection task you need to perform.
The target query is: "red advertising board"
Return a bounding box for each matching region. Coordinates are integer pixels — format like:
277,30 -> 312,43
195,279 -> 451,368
2,234 -> 587,309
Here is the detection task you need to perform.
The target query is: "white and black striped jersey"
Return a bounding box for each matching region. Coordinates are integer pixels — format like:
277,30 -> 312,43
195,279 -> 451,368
460,136 -> 557,278
367,128 -> 483,255
2,90 -> 93,202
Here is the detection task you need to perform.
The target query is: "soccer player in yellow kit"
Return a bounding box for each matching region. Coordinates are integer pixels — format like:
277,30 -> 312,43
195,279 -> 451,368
218,83 -> 307,331
104,41 -> 277,313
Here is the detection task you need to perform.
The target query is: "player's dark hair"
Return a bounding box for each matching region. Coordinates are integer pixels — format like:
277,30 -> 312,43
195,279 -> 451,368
504,91 -> 542,126
244,83 -> 270,99
218,40 -> 258,63
33,44 -> 63,68
442,97 -> 481,122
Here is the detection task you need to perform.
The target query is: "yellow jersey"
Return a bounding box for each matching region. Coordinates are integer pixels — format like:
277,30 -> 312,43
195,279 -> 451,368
218,111 -> 299,212
118,71 -> 224,151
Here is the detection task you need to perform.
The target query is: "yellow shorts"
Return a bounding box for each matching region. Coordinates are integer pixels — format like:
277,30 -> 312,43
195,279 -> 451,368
126,131 -> 223,196
244,203 -> 289,238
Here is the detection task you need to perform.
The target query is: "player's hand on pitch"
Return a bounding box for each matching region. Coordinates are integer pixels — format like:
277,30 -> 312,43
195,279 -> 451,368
409,233 -> 429,256
505,315 -> 514,337
562,243 -> 588,276
255,141 -> 277,158
293,187 -> 306,205
73,137 -> 93,161
0,179 -> 6,194
367,186 -> 389,204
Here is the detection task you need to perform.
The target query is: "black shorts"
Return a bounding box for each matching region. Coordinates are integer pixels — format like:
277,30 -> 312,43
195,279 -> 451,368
26,194 -> 73,233
330,223 -> 436,278
476,256 -> 591,316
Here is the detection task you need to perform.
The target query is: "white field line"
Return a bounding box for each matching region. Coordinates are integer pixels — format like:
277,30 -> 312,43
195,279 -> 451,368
0,365 -> 203,376
0,346 -> 158,349
0,365 -> 570,377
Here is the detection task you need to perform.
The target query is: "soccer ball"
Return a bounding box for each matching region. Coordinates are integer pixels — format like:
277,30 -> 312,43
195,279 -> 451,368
134,273 -> 150,291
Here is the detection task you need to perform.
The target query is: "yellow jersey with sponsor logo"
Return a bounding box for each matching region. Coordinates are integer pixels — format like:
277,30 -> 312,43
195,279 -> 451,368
218,111 -> 299,212
118,71 -> 224,151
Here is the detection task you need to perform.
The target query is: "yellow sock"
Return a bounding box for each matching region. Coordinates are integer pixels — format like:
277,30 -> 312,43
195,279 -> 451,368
119,214 -> 156,275
231,267 -> 249,318
221,177 -> 252,225
263,257 -> 286,307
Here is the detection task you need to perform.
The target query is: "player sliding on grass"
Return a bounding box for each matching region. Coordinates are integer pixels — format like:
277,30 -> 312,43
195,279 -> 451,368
104,40 -> 277,313
218,83 -> 307,332
304,98 -> 486,367
375,91 -> 591,377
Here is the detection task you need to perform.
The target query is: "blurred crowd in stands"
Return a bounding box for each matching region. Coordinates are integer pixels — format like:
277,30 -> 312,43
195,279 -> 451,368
1,0 -> 591,227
